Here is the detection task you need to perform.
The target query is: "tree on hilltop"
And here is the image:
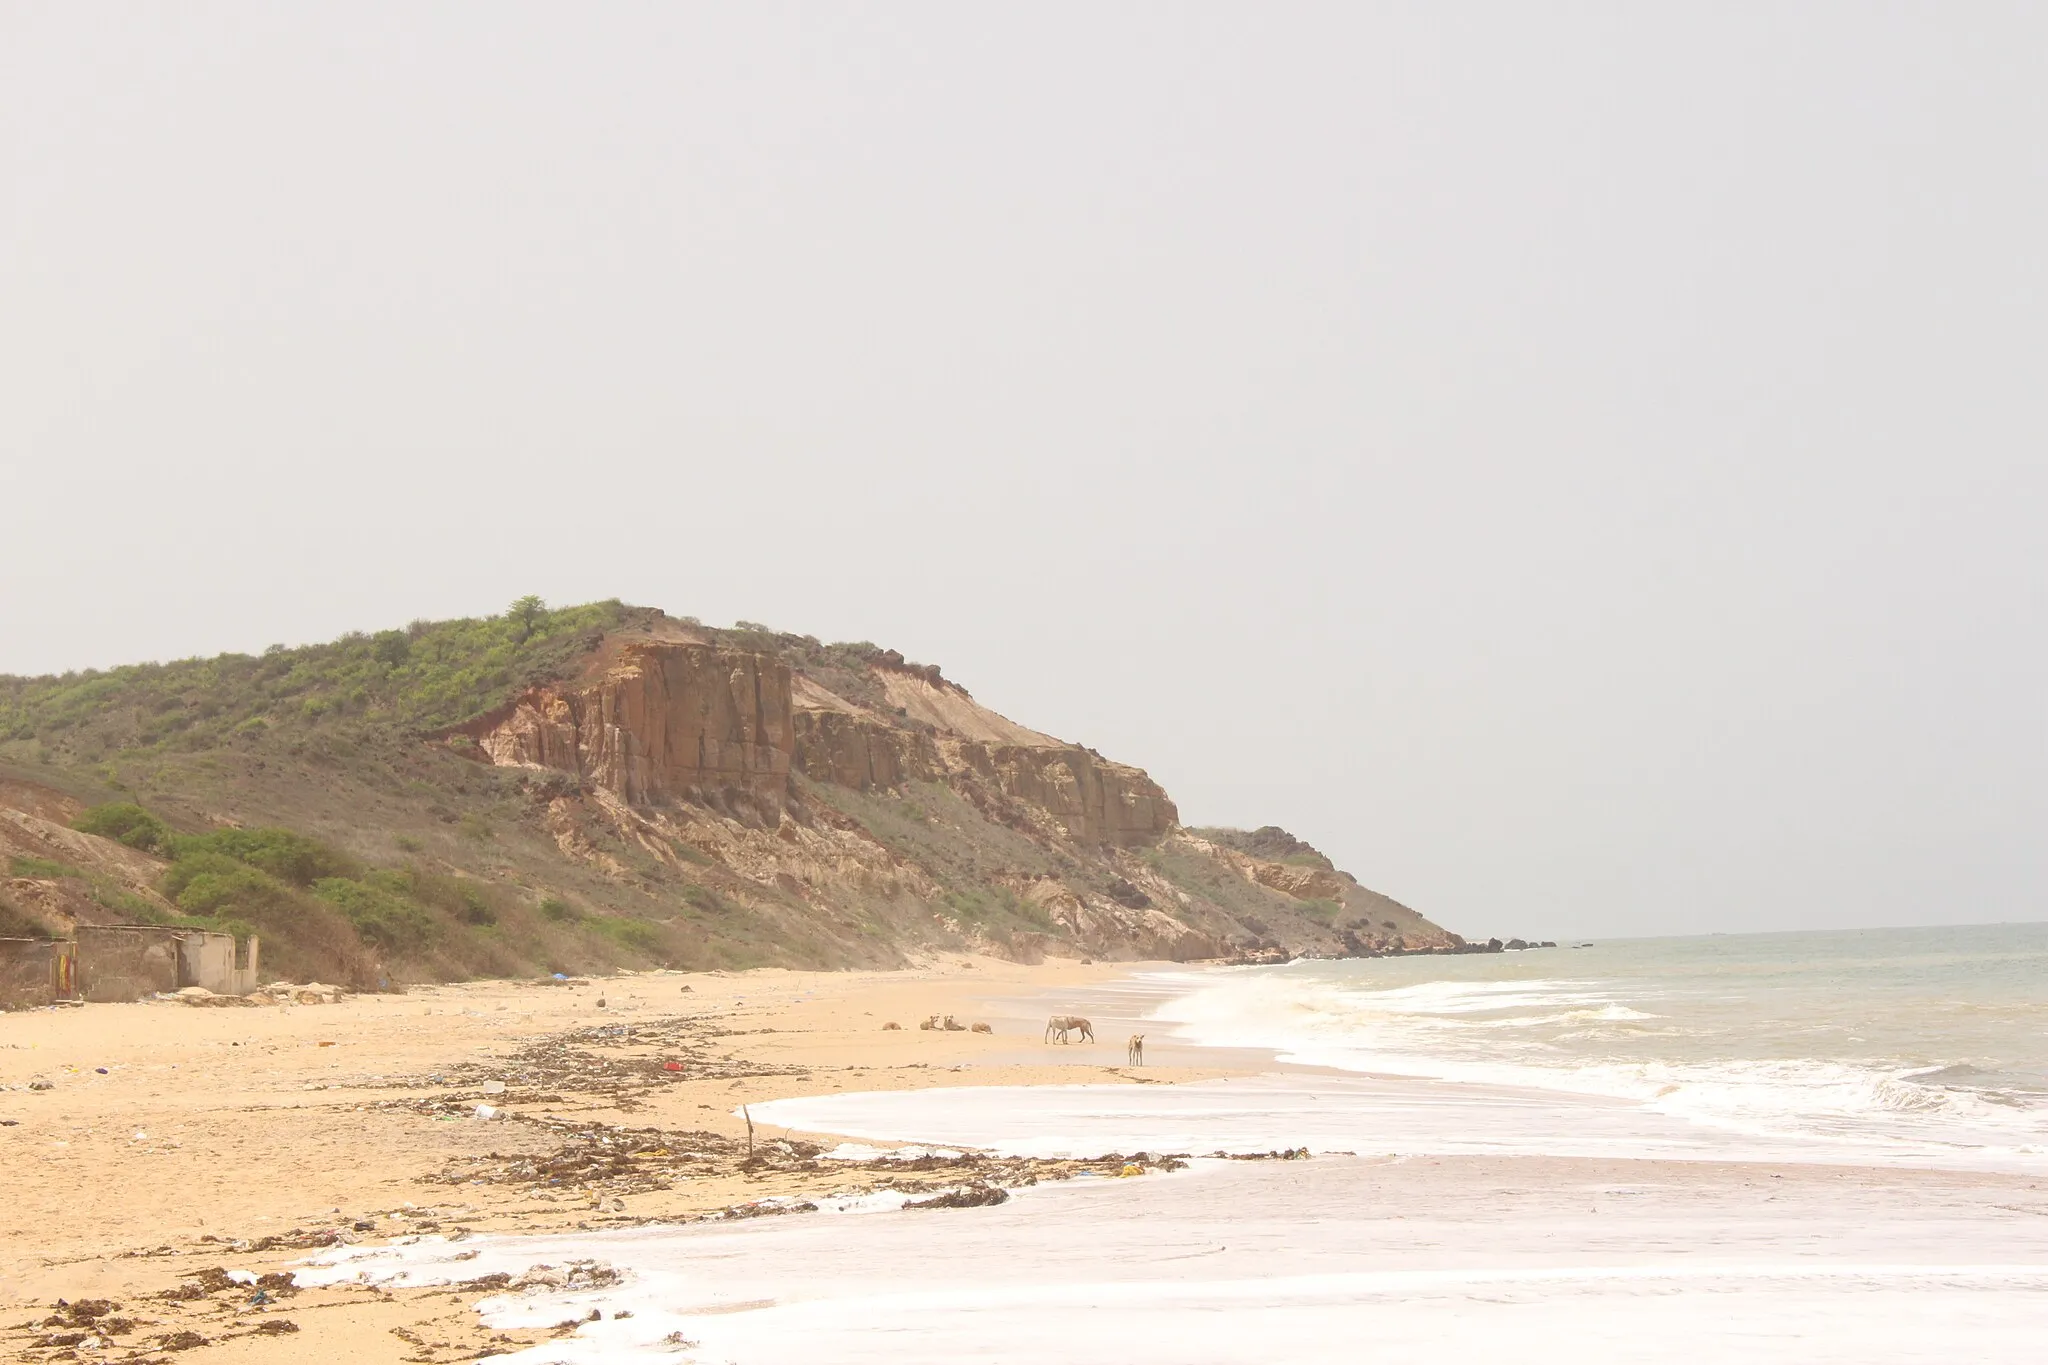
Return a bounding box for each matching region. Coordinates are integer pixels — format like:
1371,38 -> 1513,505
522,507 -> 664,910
509,595 -> 548,643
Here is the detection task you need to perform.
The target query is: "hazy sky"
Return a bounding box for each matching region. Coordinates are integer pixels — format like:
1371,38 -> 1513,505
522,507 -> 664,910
4,5 -> 2042,940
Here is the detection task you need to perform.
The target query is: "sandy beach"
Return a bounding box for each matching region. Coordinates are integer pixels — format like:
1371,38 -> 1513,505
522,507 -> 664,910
0,956 -> 1219,1360
6,958 -> 2046,1363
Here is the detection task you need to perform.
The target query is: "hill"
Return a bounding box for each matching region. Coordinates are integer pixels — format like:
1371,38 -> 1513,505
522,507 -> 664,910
0,600 -> 1465,985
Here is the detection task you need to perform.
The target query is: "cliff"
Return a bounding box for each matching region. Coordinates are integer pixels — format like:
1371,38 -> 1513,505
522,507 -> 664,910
0,601 -> 1462,981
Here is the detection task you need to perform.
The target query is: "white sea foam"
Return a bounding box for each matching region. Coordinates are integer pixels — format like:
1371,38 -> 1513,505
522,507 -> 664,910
298,1155 -> 2048,1363
1136,951 -> 2048,1162
292,928 -> 2048,1361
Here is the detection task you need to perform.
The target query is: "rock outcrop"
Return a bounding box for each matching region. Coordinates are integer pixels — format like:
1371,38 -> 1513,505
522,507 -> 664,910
0,601 -> 1471,978
455,640 -> 794,815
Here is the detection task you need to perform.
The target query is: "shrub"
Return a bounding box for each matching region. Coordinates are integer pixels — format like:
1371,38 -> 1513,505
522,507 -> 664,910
74,802 -> 172,853
589,915 -> 661,954
539,896 -> 580,923
682,884 -> 729,914
312,878 -> 438,951
170,828 -> 357,886
175,862 -> 298,920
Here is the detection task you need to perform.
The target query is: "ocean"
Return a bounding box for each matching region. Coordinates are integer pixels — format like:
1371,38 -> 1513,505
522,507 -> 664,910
301,925 -> 2048,1361
1146,922 -> 2048,1166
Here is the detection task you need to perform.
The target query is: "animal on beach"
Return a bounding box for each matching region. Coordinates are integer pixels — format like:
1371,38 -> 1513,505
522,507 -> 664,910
919,1014 -> 940,1031
942,1014 -> 967,1031
1044,1015 -> 1095,1044
971,1021 -> 993,1034
881,1021 -> 901,1030
1127,1034 -> 1144,1065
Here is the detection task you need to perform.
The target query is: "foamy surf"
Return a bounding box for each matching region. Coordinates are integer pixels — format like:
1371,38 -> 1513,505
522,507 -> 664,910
286,925 -> 2048,1362
1137,925 -> 2048,1162
298,1154 -> 2048,1363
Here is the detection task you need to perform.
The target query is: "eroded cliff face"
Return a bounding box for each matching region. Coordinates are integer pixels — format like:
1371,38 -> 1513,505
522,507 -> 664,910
787,670 -> 1175,847
460,641 -> 792,814
449,620 -> 1453,965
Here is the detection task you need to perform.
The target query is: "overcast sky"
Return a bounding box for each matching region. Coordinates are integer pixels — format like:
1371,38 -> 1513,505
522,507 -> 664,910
3,4 -> 2042,940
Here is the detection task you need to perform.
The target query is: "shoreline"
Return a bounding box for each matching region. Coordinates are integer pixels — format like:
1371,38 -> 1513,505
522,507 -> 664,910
6,955 -> 2043,1362
0,954 -> 1245,1359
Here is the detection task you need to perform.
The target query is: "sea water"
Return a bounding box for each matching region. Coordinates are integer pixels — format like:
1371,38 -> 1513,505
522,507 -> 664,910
1147,923 -> 2048,1164
301,925 -> 2048,1360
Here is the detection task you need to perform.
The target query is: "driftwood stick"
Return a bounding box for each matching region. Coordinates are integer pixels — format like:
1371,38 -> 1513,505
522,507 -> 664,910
744,1104 -> 754,1159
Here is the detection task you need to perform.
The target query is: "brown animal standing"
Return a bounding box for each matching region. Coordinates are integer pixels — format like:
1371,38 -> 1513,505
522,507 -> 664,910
1128,1034 -> 1144,1065
1044,1015 -> 1095,1044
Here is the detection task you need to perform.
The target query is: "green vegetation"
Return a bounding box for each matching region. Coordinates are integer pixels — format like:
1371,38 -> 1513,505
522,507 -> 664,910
57,801 -> 523,979
0,599 -> 637,762
73,802 -> 171,853
9,855 -> 83,880
587,914 -> 662,954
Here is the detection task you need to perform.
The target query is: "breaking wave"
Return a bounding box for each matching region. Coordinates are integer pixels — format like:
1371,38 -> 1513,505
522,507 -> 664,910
1143,932 -> 2048,1161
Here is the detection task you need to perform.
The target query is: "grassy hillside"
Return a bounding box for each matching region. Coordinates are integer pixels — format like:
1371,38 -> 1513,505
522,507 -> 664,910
1,599 -> 1456,986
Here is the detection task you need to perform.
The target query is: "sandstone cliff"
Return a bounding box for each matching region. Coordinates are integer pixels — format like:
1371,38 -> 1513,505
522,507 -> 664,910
0,601 -> 1463,977
436,617 -> 1457,965
451,638 -> 793,816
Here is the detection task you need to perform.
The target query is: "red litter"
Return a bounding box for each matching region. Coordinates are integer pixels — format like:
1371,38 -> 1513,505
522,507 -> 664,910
663,1062 -> 683,1072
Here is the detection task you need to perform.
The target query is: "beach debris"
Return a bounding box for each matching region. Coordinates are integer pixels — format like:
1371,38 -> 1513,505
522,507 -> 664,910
1214,1147 -> 1313,1161
29,1079 -> 52,1090
255,981 -> 347,1005
509,1260 -> 623,1293
903,1182 -> 1009,1210
474,1103 -> 502,1120
173,986 -> 259,1007
481,1080 -> 507,1094
663,1060 -> 683,1071
1118,1163 -> 1145,1177
971,1022 -> 992,1034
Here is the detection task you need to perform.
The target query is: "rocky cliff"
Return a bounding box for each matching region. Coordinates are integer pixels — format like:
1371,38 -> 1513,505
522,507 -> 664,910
452,638 -> 793,816
0,601 -> 1464,978
432,616 -> 1457,966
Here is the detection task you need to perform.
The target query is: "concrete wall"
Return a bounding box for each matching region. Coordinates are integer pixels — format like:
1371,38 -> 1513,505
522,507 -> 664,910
0,937 -> 76,1009
76,925 -> 182,1002
176,930 -> 260,994
73,925 -> 260,1002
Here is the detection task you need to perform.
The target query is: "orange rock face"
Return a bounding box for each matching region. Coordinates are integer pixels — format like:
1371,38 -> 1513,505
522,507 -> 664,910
472,642 -> 793,813
950,742 -> 1176,847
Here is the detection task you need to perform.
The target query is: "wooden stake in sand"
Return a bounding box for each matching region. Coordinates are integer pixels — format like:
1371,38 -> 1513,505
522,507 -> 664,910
744,1105 -> 754,1160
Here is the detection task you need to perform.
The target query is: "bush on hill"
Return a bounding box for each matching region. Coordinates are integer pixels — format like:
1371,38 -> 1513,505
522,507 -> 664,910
73,802 -> 171,853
